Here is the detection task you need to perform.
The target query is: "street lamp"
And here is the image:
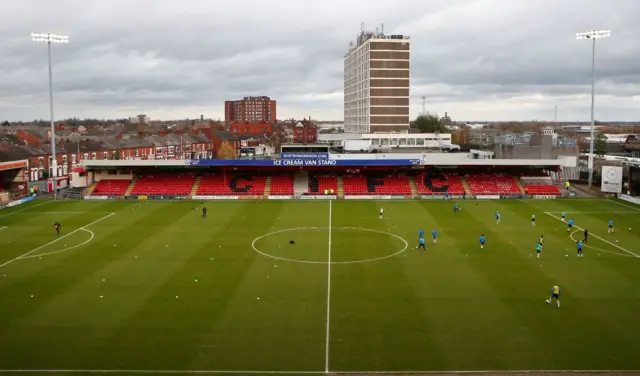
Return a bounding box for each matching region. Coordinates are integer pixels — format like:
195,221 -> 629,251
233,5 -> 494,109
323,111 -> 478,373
31,32 -> 69,199
576,29 -> 610,189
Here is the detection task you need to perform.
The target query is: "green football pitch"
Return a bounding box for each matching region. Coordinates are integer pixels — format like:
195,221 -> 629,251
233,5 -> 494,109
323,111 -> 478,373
0,198 -> 639,375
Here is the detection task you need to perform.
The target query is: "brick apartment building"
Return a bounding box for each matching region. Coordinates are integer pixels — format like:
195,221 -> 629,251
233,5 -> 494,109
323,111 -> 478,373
229,121 -> 273,137
225,96 -> 276,124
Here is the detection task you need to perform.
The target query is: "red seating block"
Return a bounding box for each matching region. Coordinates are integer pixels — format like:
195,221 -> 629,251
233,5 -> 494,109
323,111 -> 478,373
524,185 -> 561,195
92,180 -> 130,196
416,174 -> 465,195
130,174 -> 195,196
270,175 -> 294,195
197,175 -> 266,196
466,173 -> 521,195
343,174 -> 411,195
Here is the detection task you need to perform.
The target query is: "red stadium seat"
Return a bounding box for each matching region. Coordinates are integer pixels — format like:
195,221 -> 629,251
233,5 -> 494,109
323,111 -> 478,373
91,180 -> 130,196
415,173 -> 465,195
129,174 -> 195,196
524,185 -> 561,195
270,175 -> 294,195
309,175 -> 337,194
343,174 -> 411,195
197,174 -> 266,196
466,173 -> 521,195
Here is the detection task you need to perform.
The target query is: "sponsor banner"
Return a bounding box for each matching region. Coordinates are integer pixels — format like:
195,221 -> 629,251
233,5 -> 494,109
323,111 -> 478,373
421,195 -> 445,200
239,195 -> 262,200
6,200 -> 23,208
268,196 -> 293,200
281,152 -> 329,160
5,196 -> 36,208
124,195 -> 138,200
345,195 -> 405,200
532,195 -> 558,199
296,195 -> 337,200
84,195 -> 109,200
618,194 -> 640,205
0,160 -> 28,172
193,195 -> 239,200
476,195 -> 500,200
186,159 -> 421,167
601,166 -> 623,193
138,195 -> 148,200
173,196 -> 188,200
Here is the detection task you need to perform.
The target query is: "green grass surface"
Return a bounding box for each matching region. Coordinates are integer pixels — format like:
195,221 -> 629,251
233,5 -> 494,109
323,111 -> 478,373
0,198 -> 639,374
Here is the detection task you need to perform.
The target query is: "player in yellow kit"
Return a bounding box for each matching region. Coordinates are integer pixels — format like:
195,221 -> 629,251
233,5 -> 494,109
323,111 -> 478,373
546,285 -> 561,308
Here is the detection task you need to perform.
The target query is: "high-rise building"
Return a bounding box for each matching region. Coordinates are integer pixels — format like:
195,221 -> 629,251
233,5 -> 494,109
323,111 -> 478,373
224,96 -> 277,124
344,26 -> 410,133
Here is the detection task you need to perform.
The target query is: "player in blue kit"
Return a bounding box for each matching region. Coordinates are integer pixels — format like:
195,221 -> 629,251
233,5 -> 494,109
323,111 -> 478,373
432,228 -> 438,244
495,210 -> 500,224
453,203 -> 459,215
416,228 -> 424,248
417,236 -> 426,251
479,234 -> 486,249
546,285 -> 561,307
567,218 -> 574,231
608,219 -> 615,234
535,242 -> 543,258
577,240 -> 583,257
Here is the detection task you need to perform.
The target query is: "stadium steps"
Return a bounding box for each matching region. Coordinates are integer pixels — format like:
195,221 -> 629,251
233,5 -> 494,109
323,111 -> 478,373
515,178 -> 526,194
337,176 -> 344,198
408,176 -> 419,198
85,183 -> 97,196
190,176 -> 202,197
263,176 -> 272,198
124,178 -> 137,196
293,171 -> 309,195
461,177 -> 472,197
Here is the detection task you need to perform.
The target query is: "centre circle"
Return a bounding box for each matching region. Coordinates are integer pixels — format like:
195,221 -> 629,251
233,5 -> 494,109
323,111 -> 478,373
251,226 -> 408,264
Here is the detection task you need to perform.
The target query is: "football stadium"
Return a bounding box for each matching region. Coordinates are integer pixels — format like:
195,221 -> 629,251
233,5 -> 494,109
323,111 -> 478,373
1,152 -> 640,375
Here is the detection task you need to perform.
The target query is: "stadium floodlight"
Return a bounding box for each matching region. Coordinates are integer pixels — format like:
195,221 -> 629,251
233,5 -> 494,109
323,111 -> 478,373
31,33 -> 70,199
576,29 -> 610,189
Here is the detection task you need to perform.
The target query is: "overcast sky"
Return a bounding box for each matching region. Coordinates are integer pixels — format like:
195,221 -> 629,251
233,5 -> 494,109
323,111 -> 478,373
1,0 -> 638,122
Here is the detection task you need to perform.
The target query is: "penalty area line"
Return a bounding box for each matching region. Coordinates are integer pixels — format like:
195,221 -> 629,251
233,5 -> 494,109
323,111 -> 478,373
0,212 -> 115,269
544,212 -> 640,258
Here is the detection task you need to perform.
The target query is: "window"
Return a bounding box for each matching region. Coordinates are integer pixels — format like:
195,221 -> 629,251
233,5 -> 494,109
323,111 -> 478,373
91,152 -> 96,160
62,155 -> 68,163
103,152 -> 108,159
416,138 -> 425,146
83,153 -> 89,160
71,154 -> 76,163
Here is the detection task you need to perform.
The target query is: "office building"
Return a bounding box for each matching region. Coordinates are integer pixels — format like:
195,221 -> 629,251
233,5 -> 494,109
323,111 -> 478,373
344,25 -> 410,133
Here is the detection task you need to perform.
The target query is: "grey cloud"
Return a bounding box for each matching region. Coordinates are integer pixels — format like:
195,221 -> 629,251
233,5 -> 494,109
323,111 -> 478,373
1,0 -> 639,121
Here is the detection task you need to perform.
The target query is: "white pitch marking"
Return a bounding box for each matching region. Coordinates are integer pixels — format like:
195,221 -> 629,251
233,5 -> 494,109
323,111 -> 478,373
19,229 -> 94,260
0,200 -> 53,218
251,227 -> 408,265
544,212 -> 640,258
568,230 -> 635,258
545,211 -> 639,214
0,212 -> 115,269
325,200 -> 332,373
0,226 -> 6,231
0,369 -> 637,374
